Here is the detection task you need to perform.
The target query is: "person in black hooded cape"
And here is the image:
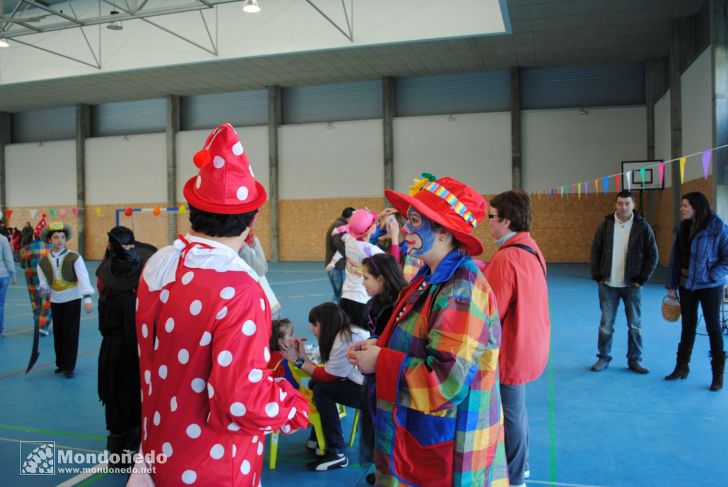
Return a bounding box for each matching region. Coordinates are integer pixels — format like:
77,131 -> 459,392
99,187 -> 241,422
95,226 -> 156,467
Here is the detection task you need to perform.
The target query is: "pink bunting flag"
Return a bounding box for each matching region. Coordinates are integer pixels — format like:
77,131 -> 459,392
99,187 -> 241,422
658,162 -> 665,187
58,208 -> 68,218
702,151 -> 711,179
72,208 -> 79,217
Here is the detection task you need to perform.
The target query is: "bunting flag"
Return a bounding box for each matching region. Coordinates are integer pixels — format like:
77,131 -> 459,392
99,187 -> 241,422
584,181 -> 588,197
615,174 -> 622,190
702,151 -> 711,179
179,205 -> 187,215
603,176 -> 609,194
29,209 -> 37,219
639,168 -> 646,187
58,208 -> 68,218
95,208 -> 102,217
550,188 -> 555,199
577,182 -> 581,198
72,208 -> 79,217
49,209 -> 57,218
559,186 -> 564,198
679,157 -> 686,183
658,162 -> 665,187
0,210 -> 3,220
625,171 -> 631,190
153,206 -> 161,216
4,209 -> 12,221
594,178 -> 599,195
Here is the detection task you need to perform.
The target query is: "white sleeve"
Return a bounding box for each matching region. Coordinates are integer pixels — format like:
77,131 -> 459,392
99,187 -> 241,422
37,262 -> 49,292
73,255 -> 95,300
324,334 -> 356,378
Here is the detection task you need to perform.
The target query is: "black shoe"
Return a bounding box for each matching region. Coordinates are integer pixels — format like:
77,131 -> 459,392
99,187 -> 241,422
366,472 -> 376,485
64,370 -> 74,378
308,452 -> 348,471
54,368 -> 63,374
628,361 -> 649,374
590,358 -> 610,372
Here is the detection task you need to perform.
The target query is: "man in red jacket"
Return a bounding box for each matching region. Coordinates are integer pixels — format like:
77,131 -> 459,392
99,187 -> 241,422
484,190 -> 551,487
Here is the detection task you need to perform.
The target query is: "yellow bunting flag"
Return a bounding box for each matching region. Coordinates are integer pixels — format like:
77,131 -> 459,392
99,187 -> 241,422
679,157 -> 686,183
179,205 -> 187,215
95,207 -> 102,217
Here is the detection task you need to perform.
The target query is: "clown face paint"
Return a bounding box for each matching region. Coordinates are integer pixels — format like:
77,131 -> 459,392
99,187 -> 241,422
405,207 -> 437,257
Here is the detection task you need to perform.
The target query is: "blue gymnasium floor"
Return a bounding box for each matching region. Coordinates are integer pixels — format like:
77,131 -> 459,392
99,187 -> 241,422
1,261 -> 727,487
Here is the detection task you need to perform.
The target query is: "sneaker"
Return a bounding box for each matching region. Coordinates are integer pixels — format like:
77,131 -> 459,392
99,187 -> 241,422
64,370 -> 74,378
308,452 -> 348,471
39,329 -> 49,337
54,368 -> 63,374
524,468 -> 530,479
590,358 -> 610,372
366,472 -> 376,485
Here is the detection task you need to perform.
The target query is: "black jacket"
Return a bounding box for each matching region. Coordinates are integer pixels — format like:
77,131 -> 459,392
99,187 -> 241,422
590,212 -> 658,286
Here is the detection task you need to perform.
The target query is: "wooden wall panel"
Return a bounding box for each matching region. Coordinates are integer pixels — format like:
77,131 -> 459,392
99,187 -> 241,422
278,198 -> 385,262
6,177 -> 712,264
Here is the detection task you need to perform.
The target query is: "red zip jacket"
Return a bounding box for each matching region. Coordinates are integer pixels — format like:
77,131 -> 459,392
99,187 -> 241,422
484,232 -> 550,385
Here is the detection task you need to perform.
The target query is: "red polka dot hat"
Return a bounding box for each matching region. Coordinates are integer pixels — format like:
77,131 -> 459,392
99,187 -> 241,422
183,123 -> 267,214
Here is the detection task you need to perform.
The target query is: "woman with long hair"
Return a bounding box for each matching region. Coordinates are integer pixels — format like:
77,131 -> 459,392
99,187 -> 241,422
362,253 -> 407,336
665,191 -> 728,390
349,174 -> 508,486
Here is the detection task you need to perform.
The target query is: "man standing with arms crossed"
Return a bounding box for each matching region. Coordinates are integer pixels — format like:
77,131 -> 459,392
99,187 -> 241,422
590,190 -> 658,373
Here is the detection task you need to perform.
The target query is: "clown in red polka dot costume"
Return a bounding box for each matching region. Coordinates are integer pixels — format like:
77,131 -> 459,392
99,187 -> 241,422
129,123 -> 309,486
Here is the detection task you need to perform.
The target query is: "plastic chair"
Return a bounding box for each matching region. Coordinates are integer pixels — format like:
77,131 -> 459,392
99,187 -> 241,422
268,402 -> 360,470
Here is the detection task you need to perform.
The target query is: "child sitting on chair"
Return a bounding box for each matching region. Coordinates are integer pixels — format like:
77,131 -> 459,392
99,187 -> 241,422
268,318 -> 305,389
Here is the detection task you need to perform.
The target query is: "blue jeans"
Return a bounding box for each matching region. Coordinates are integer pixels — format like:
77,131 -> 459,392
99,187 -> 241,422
0,276 -> 9,335
597,282 -> 643,362
327,268 -> 344,304
501,383 -> 529,485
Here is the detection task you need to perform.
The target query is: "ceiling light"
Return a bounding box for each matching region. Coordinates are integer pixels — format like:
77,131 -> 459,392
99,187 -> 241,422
0,38 -> 8,48
243,0 -> 261,13
107,10 -> 123,30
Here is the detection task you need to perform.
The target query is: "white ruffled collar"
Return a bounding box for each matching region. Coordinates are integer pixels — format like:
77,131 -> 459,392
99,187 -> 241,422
142,234 -> 259,292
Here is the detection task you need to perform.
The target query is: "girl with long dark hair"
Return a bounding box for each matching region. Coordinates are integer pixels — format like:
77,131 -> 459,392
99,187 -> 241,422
666,191 -> 728,390
286,302 -> 370,471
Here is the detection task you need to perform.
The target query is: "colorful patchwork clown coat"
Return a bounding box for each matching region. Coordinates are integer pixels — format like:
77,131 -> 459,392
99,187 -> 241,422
374,250 -> 508,486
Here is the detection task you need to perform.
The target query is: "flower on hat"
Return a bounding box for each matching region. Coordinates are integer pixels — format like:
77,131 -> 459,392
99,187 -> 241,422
183,123 -> 267,215
408,172 -> 437,196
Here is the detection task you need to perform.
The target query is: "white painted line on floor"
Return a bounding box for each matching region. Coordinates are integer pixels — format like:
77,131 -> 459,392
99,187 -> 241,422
527,480 -> 608,487
55,462 -> 106,487
268,278 -> 328,285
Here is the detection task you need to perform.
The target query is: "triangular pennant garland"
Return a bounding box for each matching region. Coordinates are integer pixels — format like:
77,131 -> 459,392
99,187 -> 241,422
702,151 -> 711,179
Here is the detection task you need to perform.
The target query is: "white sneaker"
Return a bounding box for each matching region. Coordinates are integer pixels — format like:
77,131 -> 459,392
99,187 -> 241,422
524,469 -> 530,479
308,452 -> 348,471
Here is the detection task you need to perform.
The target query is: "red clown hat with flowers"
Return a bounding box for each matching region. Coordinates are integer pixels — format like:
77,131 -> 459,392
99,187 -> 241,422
183,123 -> 267,214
